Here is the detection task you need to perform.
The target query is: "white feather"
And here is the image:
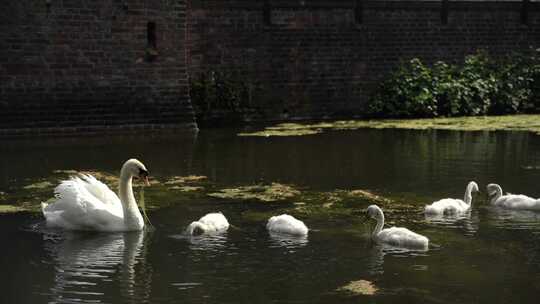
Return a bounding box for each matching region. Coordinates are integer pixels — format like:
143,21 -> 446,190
266,214 -> 308,236
42,175 -> 124,231
187,212 -> 230,235
367,205 -> 428,250
487,183 -> 540,211
425,181 -> 479,215
41,159 -> 148,232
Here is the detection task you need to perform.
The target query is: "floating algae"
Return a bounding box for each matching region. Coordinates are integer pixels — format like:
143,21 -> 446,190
22,181 -> 53,190
52,169 -> 79,175
169,185 -> 205,192
164,175 -> 208,192
337,279 -> 378,296
238,123 -> 323,137
208,183 -> 301,202
164,175 -> 208,185
0,205 -> 27,214
346,190 -> 393,205
238,115 -> 540,137
0,201 -> 41,214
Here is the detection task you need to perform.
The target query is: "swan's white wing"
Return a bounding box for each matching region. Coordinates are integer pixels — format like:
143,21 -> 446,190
378,227 -> 429,249
198,213 -> 230,231
267,214 -> 308,236
78,174 -> 121,208
187,212 -> 230,235
425,198 -> 468,214
42,176 -> 124,231
497,194 -> 540,210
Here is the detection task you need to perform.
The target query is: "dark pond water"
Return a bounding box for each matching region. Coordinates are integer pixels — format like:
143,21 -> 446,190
1,127 -> 540,303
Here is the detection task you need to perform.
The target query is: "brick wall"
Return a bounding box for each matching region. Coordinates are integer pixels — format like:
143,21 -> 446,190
0,0 -> 196,136
188,0 -> 540,121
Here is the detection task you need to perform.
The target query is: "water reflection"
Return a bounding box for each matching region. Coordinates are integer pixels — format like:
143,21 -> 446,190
43,230 -> 151,304
169,232 -> 231,254
364,242 -> 431,276
486,207 -> 540,232
268,232 -> 309,250
424,210 -> 480,236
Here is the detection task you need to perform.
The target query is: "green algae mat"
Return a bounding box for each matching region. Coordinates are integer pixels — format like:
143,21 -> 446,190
238,115 -> 540,137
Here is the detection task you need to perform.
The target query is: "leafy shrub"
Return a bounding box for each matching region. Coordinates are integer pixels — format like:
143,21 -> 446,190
367,50 -> 540,118
368,59 -> 437,118
190,68 -> 264,116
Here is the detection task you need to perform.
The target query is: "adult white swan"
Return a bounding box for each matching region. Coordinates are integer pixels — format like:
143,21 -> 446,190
41,159 -> 150,231
266,214 -> 308,236
425,181 -> 479,215
186,212 -> 230,235
487,183 -> 540,211
366,205 -> 429,250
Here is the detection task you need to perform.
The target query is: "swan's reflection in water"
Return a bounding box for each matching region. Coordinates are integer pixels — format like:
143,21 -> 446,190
170,232 -> 230,253
268,232 -> 308,251
364,240 -> 431,276
43,230 -> 152,304
486,207 -> 540,232
424,210 -> 480,236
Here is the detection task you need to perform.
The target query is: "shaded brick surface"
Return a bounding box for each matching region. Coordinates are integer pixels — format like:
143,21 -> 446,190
188,0 -> 540,120
0,0 -> 195,136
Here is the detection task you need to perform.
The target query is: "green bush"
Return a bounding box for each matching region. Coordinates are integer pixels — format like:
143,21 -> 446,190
367,50 -> 540,118
190,68 -> 264,116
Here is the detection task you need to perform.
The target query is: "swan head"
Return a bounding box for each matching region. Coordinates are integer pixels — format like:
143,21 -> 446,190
486,183 -> 502,198
366,205 -> 384,221
468,181 -> 480,193
122,159 -> 150,186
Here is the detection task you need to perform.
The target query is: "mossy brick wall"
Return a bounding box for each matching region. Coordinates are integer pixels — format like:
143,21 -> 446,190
188,0 -> 540,120
0,0 -> 195,136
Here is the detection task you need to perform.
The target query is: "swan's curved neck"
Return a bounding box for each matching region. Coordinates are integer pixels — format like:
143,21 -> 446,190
489,185 -> 503,204
464,184 -> 474,205
372,210 -> 385,239
119,170 -> 144,231
187,221 -> 207,235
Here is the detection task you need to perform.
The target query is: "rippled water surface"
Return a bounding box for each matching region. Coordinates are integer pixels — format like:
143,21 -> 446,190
2,127 -> 540,303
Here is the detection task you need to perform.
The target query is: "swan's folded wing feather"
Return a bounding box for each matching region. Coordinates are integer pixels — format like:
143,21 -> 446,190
79,174 -> 121,208
198,213 -> 230,231
380,227 -> 428,249
43,177 -> 123,230
425,198 -> 465,214
502,194 -> 540,210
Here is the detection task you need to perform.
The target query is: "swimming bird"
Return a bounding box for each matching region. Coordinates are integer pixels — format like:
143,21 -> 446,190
366,205 -> 429,250
487,183 -> 540,211
425,181 -> 479,215
186,212 -> 230,235
266,214 -> 308,236
41,159 -> 150,231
